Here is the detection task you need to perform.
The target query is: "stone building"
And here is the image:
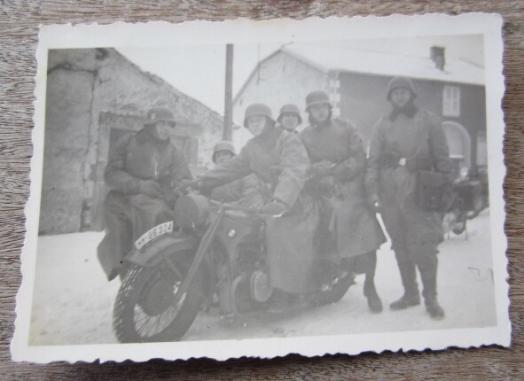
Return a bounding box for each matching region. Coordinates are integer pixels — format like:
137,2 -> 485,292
40,48 -> 223,234
233,43 -> 486,178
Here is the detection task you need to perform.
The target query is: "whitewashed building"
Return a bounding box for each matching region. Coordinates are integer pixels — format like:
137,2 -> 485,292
233,42 -> 486,179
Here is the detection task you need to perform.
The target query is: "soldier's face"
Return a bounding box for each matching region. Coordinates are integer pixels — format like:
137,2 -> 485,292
308,104 -> 330,123
155,121 -> 173,140
247,115 -> 267,136
281,114 -> 300,131
390,87 -> 412,108
214,151 -> 234,165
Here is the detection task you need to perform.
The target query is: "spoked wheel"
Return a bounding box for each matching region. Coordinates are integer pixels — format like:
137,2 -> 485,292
113,251 -> 205,343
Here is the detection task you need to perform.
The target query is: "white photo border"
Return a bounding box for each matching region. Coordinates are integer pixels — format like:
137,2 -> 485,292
11,12 -> 509,363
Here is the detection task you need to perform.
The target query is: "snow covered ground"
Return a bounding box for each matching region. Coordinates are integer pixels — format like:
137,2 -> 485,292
29,210 -> 496,345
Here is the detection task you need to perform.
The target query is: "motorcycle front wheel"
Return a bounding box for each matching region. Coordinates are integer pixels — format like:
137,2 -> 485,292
113,252 -> 205,343
313,270 -> 355,306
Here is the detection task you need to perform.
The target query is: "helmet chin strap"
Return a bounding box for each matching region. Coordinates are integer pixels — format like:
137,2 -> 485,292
389,100 -> 418,121
309,113 -> 332,128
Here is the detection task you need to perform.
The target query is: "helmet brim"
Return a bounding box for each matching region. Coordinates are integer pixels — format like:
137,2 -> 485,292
306,101 -> 331,111
387,87 -> 416,101
146,120 -> 177,128
277,112 -> 302,125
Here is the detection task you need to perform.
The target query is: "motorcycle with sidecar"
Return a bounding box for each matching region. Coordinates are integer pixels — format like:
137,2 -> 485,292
112,193 -> 353,343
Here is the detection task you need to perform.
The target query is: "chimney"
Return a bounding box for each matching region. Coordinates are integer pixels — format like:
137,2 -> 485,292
430,46 -> 445,71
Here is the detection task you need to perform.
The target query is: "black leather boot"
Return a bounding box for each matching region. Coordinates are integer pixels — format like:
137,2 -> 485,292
418,253 -> 444,320
391,251 -> 420,310
425,297 -> 445,320
390,292 -> 420,310
364,277 -> 383,313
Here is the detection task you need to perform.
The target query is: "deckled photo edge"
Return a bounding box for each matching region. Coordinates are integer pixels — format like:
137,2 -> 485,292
11,12 -> 509,363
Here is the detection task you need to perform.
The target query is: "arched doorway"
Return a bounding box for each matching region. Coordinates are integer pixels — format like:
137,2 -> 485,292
442,121 -> 471,177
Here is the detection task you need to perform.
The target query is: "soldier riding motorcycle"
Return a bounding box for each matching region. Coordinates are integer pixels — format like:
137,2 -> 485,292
109,104 -> 354,343
111,190 -> 354,343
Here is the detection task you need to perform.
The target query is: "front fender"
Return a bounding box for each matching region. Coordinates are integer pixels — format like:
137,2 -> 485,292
125,233 -> 198,268
125,232 -> 216,298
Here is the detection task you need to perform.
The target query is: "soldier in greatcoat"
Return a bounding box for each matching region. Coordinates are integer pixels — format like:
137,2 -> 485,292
97,107 -> 192,280
366,77 -> 452,319
300,90 -> 386,313
197,103 -> 320,300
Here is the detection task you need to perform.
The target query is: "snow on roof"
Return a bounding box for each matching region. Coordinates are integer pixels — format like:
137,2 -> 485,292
280,43 -> 484,86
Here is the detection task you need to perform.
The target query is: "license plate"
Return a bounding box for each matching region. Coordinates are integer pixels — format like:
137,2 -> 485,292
134,221 -> 174,250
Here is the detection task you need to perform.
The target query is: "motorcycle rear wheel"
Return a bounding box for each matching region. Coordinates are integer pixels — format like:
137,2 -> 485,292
113,252 -> 205,343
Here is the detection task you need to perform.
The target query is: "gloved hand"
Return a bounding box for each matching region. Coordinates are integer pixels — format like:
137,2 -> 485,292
172,178 -> 194,198
260,200 -> 287,217
187,178 -> 214,197
138,180 -> 162,198
311,160 -> 335,177
367,194 -> 381,213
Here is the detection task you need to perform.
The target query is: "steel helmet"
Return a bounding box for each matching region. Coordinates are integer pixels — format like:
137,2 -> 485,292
305,90 -> 331,110
243,103 -> 274,128
386,76 -> 417,100
212,140 -> 236,163
277,104 -> 302,124
146,107 -> 176,127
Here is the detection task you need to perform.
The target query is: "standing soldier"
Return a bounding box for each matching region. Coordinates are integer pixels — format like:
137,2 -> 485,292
366,77 -> 452,320
97,107 -> 192,281
196,103 -> 319,304
300,90 -> 386,313
277,103 -> 302,133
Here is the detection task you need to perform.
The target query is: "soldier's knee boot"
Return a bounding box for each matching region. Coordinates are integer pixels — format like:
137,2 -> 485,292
364,276 -> 383,313
425,296 -> 445,320
390,250 -> 420,311
417,251 -> 445,320
362,252 -> 382,313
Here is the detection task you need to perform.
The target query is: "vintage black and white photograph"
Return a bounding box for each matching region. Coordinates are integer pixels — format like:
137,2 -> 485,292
12,14 -> 509,362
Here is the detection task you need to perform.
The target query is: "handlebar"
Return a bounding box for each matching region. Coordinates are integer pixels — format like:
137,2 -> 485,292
174,181 -> 284,218
208,199 -> 285,218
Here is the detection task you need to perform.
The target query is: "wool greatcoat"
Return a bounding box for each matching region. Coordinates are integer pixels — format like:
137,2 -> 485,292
97,125 -> 192,280
199,126 -> 321,294
365,108 -> 452,299
300,118 -> 386,262
210,174 -> 266,210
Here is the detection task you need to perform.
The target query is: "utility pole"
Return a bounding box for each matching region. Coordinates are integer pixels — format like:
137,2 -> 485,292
223,44 -> 234,141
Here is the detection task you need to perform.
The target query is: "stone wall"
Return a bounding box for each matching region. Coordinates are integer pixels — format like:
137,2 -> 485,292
40,48 -> 223,234
39,60 -> 95,234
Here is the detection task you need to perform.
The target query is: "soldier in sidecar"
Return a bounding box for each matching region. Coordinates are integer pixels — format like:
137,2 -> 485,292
209,140 -> 265,210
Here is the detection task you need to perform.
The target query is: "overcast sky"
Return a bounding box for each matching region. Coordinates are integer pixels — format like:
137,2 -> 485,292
118,34 -> 483,115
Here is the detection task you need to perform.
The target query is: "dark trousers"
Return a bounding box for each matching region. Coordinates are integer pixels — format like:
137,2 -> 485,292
97,191 -> 172,280
344,250 -> 379,297
380,196 -> 442,302
394,247 -> 438,300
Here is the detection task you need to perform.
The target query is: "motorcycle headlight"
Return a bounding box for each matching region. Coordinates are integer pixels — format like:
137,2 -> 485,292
174,193 -> 210,229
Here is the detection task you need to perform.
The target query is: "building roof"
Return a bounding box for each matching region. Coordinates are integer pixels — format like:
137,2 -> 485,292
281,43 -> 484,86
234,43 -> 485,103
